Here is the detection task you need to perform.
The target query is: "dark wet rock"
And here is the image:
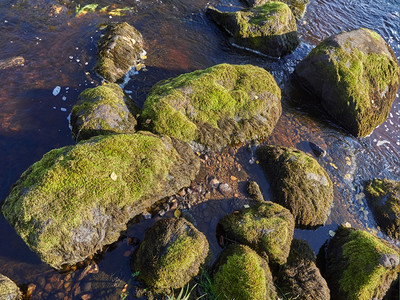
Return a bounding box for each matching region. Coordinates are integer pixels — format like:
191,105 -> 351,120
70,83 -> 138,141
318,226 -> 399,300
247,180 -> 264,202
0,56 -> 25,69
207,3 -> 299,57
218,202 -> 294,265
309,141 -> 326,157
132,218 -> 209,294
212,244 -> 277,299
275,239 -> 330,300
142,63 -> 281,151
257,145 -> 333,228
0,274 -> 22,300
242,0 -> 309,20
95,22 -> 145,83
294,28 -> 399,137
1,132 -> 200,269
365,179 -> 399,241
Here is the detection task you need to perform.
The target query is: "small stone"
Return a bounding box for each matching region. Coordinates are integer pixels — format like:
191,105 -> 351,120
210,178 -> 220,189
204,192 -> 211,199
81,293 -> 92,300
52,86 -> 61,96
309,142 -> 326,157
178,189 -> 186,197
342,222 -> 352,228
230,176 -> 237,181
329,230 -> 336,237
142,212 -> 152,220
219,183 -> 232,196
158,209 -> 166,217
110,172 -> 117,181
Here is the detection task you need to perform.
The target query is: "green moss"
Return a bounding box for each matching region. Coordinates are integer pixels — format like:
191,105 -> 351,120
142,63 -> 281,150
257,145 -> 333,228
303,29 -> 399,136
71,83 -> 137,141
1,133 -> 187,267
219,202 -> 294,265
213,245 -> 276,300
134,218 -> 209,293
340,229 -> 399,300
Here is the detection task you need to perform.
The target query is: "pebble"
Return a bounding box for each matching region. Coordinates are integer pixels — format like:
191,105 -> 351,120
142,212 -> 152,219
52,86 -> 61,96
210,178 -> 220,189
110,172 -> 118,181
219,183 -> 232,196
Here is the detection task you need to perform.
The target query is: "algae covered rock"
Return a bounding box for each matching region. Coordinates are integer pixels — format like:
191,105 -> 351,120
207,3 -> 299,57
70,83 -> 138,141
294,28 -> 399,137
243,0 -> 309,20
95,22 -> 145,82
276,239 -> 330,300
0,274 -> 22,300
212,244 -> 277,299
319,226 -> 399,300
132,218 -> 209,294
217,202 -> 294,265
257,145 -> 333,228
142,63 -> 281,151
365,179 -> 399,241
1,132 -> 200,269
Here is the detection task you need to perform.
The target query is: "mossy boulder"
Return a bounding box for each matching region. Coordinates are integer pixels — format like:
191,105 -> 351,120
94,22 -> 145,83
0,274 -> 22,300
1,132 -> 200,269
142,63 -> 281,151
207,3 -> 299,57
242,0 -> 309,20
365,179 -> 399,241
212,244 -> 277,299
217,202 -> 294,265
294,28 -> 399,137
132,218 -> 209,294
70,83 -> 138,141
318,226 -> 399,300
276,239 -> 330,300
257,145 -> 333,228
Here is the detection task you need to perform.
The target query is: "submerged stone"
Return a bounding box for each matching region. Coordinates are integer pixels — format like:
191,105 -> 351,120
276,239 -> 330,299
365,179 -> 399,241
95,22 -> 145,83
217,202 -> 294,265
207,3 -> 299,57
0,274 -> 22,300
212,244 -> 277,300
132,218 -> 209,294
294,28 -> 399,137
318,226 -> 399,300
257,145 -> 333,228
142,63 -> 281,151
1,132 -> 200,269
70,83 -> 138,141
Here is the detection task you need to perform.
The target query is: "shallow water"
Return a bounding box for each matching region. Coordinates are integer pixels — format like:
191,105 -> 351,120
0,0 -> 399,298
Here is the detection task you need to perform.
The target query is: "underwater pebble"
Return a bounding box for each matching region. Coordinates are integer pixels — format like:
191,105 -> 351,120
62,96 -> 67,101
60,108 -> 67,112
219,183 -> 232,196
52,86 -> 61,96
329,230 -> 336,237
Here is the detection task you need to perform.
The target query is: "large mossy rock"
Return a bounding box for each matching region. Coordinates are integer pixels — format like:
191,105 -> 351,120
294,28 -> 399,137
319,226 -> 399,300
242,0 -> 309,20
132,218 -> 209,294
1,132 -> 200,269
257,145 -> 333,228
0,274 -> 22,300
276,239 -> 330,300
70,83 -> 137,141
207,3 -> 299,57
217,202 -> 294,265
365,179 -> 399,241
94,22 -> 145,83
142,63 -> 281,151
212,244 -> 277,300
